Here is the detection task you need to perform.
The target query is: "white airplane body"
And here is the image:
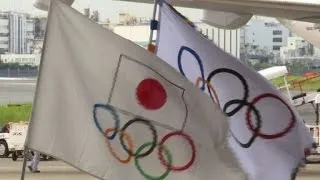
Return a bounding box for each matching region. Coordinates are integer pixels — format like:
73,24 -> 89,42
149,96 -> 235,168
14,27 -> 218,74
33,0 -> 320,22
33,0 -> 320,47
110,0 -> 320,48
109,0 -> 320,23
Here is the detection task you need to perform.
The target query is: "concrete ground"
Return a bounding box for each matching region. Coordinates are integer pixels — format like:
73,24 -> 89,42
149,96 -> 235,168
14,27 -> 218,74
0,158 -> 319,180
0,79 -> 318,125
0,79 -> 36,105
0,158 -> 96,180
0,79 -> 319,180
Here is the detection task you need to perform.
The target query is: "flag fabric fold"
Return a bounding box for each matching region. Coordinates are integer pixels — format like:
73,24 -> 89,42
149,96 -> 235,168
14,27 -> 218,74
156,3 -> 313,180
25,0 -> 247,179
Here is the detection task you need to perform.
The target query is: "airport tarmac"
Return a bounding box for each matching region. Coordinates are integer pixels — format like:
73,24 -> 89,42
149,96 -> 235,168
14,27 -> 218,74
0,79 -> 319,179
0,158 -> 95,180
0,78 -> 317,125
0,79 -> 36,105
0,158 -> 319,180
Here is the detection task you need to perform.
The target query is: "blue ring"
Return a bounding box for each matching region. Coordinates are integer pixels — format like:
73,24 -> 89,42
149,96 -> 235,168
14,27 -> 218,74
93,104 -> 120,140
177,46 -> 205,91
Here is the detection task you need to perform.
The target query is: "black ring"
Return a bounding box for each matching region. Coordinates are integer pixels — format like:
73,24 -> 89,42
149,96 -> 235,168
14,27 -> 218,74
206,68 -> 249,117
224,99 -> 261,148
120,118 -> 158,158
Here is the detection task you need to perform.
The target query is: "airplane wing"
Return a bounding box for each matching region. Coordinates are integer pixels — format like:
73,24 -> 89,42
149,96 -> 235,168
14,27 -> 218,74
33,0 -> 320,48
33,0 -> 75,11
277,19 -> 320,49
114,0 -> 320,23
201,11 -> 252,29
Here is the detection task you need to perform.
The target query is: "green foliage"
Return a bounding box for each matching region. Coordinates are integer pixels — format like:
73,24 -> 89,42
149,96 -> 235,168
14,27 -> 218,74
249,62 -> 273,71
0,104 -> 32,125
285,61 -> 309,75
271,75 -> 320,91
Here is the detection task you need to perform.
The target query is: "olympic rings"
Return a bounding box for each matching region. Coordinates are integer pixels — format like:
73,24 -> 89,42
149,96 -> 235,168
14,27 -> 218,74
178,46 -> 205,91
224,100 -> 261,148
158,131 -> 196,171
207,68 -> 249,117
246,93 -> 296,139
195,77 -> 220,106
93,104 -> 120,140
175,45 -> 298,148
135,142 -> 172,180
120,118 -> 158,158
105,128 -> 133,164
93,103 -> 197,179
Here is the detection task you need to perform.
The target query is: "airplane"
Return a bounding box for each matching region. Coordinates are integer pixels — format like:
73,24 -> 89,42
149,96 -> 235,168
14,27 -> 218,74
98,0 -> 320,27
33,0 -> 320,48
109,0 -> 320,49
33,0 -> 320,24
33,0 -> 74,11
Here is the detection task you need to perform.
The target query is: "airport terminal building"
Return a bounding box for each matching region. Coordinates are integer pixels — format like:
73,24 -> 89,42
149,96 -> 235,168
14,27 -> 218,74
112,22 -> 241,58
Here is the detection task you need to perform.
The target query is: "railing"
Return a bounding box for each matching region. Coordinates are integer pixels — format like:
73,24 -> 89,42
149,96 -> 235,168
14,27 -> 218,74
0,68 -> 38,77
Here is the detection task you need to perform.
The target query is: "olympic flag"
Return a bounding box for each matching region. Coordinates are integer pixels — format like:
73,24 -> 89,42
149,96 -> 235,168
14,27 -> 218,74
156,3 -> 313,180
25,0 -> 247,179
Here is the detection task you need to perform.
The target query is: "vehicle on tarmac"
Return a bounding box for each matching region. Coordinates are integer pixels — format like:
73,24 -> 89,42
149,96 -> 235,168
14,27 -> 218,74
0,122 -> 53,161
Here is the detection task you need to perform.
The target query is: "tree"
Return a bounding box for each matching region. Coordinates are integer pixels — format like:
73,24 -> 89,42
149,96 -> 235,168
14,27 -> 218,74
34,17 -> 47,39
250,62 -> 273,71
90,11 -> 100,22
0,48 -> 6,55
34,18 -> 41,38
286,60 -> 309,75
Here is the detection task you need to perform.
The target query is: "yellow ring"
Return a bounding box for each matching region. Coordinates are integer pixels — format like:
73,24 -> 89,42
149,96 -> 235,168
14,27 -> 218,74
105,128 -> 134,164
195,77 -> 220,106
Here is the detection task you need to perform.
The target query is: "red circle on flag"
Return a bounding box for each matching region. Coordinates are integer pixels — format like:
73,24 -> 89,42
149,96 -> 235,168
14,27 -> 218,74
136,78 -> 167,110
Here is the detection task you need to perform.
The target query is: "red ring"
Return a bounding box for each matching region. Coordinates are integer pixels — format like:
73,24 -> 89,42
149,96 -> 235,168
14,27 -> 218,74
158,131 -> 196,171
246,93 -> 296,139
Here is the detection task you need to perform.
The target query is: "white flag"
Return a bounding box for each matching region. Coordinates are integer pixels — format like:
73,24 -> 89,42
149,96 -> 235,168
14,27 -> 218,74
156,3 -> 313,180
25,0 -> 247,179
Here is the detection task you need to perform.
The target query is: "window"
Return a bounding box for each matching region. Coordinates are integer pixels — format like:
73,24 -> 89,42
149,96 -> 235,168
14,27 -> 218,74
0,40 -> 8,44
0,33 -> 9,36
273,30 -> 282,35
265,23 -> 277,27
273,38 -> 282,42
273,46 -> 281,50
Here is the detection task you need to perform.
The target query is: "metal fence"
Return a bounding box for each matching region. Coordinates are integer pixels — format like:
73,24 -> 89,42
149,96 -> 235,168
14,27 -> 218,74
0,68 -> 38,77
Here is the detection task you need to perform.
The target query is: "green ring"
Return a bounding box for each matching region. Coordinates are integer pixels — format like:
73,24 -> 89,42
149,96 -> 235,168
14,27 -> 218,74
134,142 -> 172,180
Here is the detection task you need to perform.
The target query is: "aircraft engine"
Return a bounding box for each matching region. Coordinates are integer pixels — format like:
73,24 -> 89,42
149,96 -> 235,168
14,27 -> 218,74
33,0 -> 75,11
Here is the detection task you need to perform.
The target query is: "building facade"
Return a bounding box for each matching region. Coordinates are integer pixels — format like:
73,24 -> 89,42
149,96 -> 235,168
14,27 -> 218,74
196,23 -> 240,58
0,12 -> 9,54
241,18 -> 290,55
0,12 -> 34,54
113,22 -> 240,58
280,34 -> 320,63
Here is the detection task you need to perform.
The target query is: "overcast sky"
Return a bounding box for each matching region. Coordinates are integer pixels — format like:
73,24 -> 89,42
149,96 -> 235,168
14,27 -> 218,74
0,0 -> 203,22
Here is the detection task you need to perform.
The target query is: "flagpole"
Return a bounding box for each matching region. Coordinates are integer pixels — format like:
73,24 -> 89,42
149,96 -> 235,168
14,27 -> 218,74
20,147 -> 29,180
147,0 -> 158,53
